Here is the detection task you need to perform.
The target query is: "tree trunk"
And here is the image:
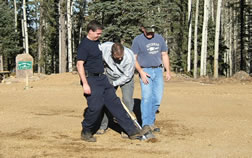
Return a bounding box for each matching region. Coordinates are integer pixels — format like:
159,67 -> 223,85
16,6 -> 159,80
23,0 -> 29,54
78,0 -> 87,44
245,0 -> 251,73
224,2 -> 232,77
0,55 -> 3,71
14,0 -> 17,32
233,3 -> 238,73
67,0 -> 73,72
21,19 -> 25,53
210,0 -> 215,22
228,24 -> 233,77
38,2 -> 44,74
79,26 -> 83,44
59,1 -> 62,73
59,0 -> 67,73
193,0 -> 199,79
240,0 -> 245,71
200,0 -> 209,76
71,0 -> 75,69
78,0 -> 88,44
248,0 -> 252,74
187,0 -> 192,72
214,0 -> 222,78
228,1 -> 234,77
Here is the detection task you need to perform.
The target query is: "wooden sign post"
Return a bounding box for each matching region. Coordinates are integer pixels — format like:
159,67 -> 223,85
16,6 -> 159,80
16,54 -> 33,90
18,61 -> 32,89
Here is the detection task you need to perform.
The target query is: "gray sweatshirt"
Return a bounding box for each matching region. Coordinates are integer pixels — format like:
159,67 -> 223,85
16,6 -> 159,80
100,42 -> 135,86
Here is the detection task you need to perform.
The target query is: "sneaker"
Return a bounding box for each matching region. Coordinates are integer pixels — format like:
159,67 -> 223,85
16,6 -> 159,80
141,125 -> 155,140
129,133 -> 143,140
144,130 -> 156,139
129,126 -> 151,140
142,125 -> 152,132
96,129 -> 106,135
81,130 -> 96,142
150,125 -> 160,133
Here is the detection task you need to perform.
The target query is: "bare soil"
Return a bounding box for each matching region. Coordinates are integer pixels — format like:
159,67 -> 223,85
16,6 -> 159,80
0,72 -> 252,158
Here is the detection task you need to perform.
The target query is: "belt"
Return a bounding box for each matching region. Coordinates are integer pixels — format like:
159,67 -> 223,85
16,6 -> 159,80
141,64 -> 163,68
85,72 -> 104,77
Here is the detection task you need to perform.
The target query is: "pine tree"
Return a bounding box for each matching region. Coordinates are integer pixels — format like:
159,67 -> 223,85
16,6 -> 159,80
0,1 -> 21,71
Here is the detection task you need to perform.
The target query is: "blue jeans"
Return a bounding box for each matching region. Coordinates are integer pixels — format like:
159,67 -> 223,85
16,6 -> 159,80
140,67 -> 164,127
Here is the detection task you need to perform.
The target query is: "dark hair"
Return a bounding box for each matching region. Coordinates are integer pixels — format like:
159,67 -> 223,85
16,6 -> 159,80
87,20 -> 103,32
111,43 -> 124,56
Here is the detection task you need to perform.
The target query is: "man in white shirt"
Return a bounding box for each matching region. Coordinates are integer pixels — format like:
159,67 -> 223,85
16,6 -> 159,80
97,42 -> 135,134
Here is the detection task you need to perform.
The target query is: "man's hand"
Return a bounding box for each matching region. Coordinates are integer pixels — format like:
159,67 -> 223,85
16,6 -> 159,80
77,60 -> 91,94
165,71 -> 171,81
83,83 -> 91,94
161,52 -> 171,81
134,54 -> 151,84
139,71 -> 151,84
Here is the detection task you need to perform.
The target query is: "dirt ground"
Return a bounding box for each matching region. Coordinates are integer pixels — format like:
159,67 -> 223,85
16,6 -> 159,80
0,72 -> 252,158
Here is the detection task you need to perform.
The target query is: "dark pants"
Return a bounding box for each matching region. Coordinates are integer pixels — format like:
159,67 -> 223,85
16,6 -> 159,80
82,74 -> 138,136
100,75 -> 134,130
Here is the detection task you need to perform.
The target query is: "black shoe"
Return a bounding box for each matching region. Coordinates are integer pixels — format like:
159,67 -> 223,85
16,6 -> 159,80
156,110 -> 160,114
81,130 -> 96,142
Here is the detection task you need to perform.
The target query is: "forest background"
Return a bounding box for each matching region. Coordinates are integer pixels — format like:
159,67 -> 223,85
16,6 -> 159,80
0,0 -> 251,79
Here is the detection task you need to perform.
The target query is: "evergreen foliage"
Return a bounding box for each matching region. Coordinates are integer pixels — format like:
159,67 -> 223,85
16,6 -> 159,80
0,1 -> 21,70
0,0 -> 251,77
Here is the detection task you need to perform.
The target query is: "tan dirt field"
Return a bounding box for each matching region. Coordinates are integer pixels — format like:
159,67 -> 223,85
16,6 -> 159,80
0,72 -> 252,158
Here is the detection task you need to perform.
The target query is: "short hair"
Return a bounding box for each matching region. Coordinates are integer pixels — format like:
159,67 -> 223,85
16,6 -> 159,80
87,20 -> 103,32
111,43 -> 124,56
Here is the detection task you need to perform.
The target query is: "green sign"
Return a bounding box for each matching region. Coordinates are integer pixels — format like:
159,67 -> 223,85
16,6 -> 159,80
18,61 -> 32,70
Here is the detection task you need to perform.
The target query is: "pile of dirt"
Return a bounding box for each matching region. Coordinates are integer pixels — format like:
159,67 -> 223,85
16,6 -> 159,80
196,71 -> 252,84
171,73 -> 193,81
1,73 -> 47,84
231,71 -> 252,81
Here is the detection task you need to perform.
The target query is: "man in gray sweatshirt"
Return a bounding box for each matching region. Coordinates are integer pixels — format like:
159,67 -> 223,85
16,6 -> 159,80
97,42 -> 135,135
